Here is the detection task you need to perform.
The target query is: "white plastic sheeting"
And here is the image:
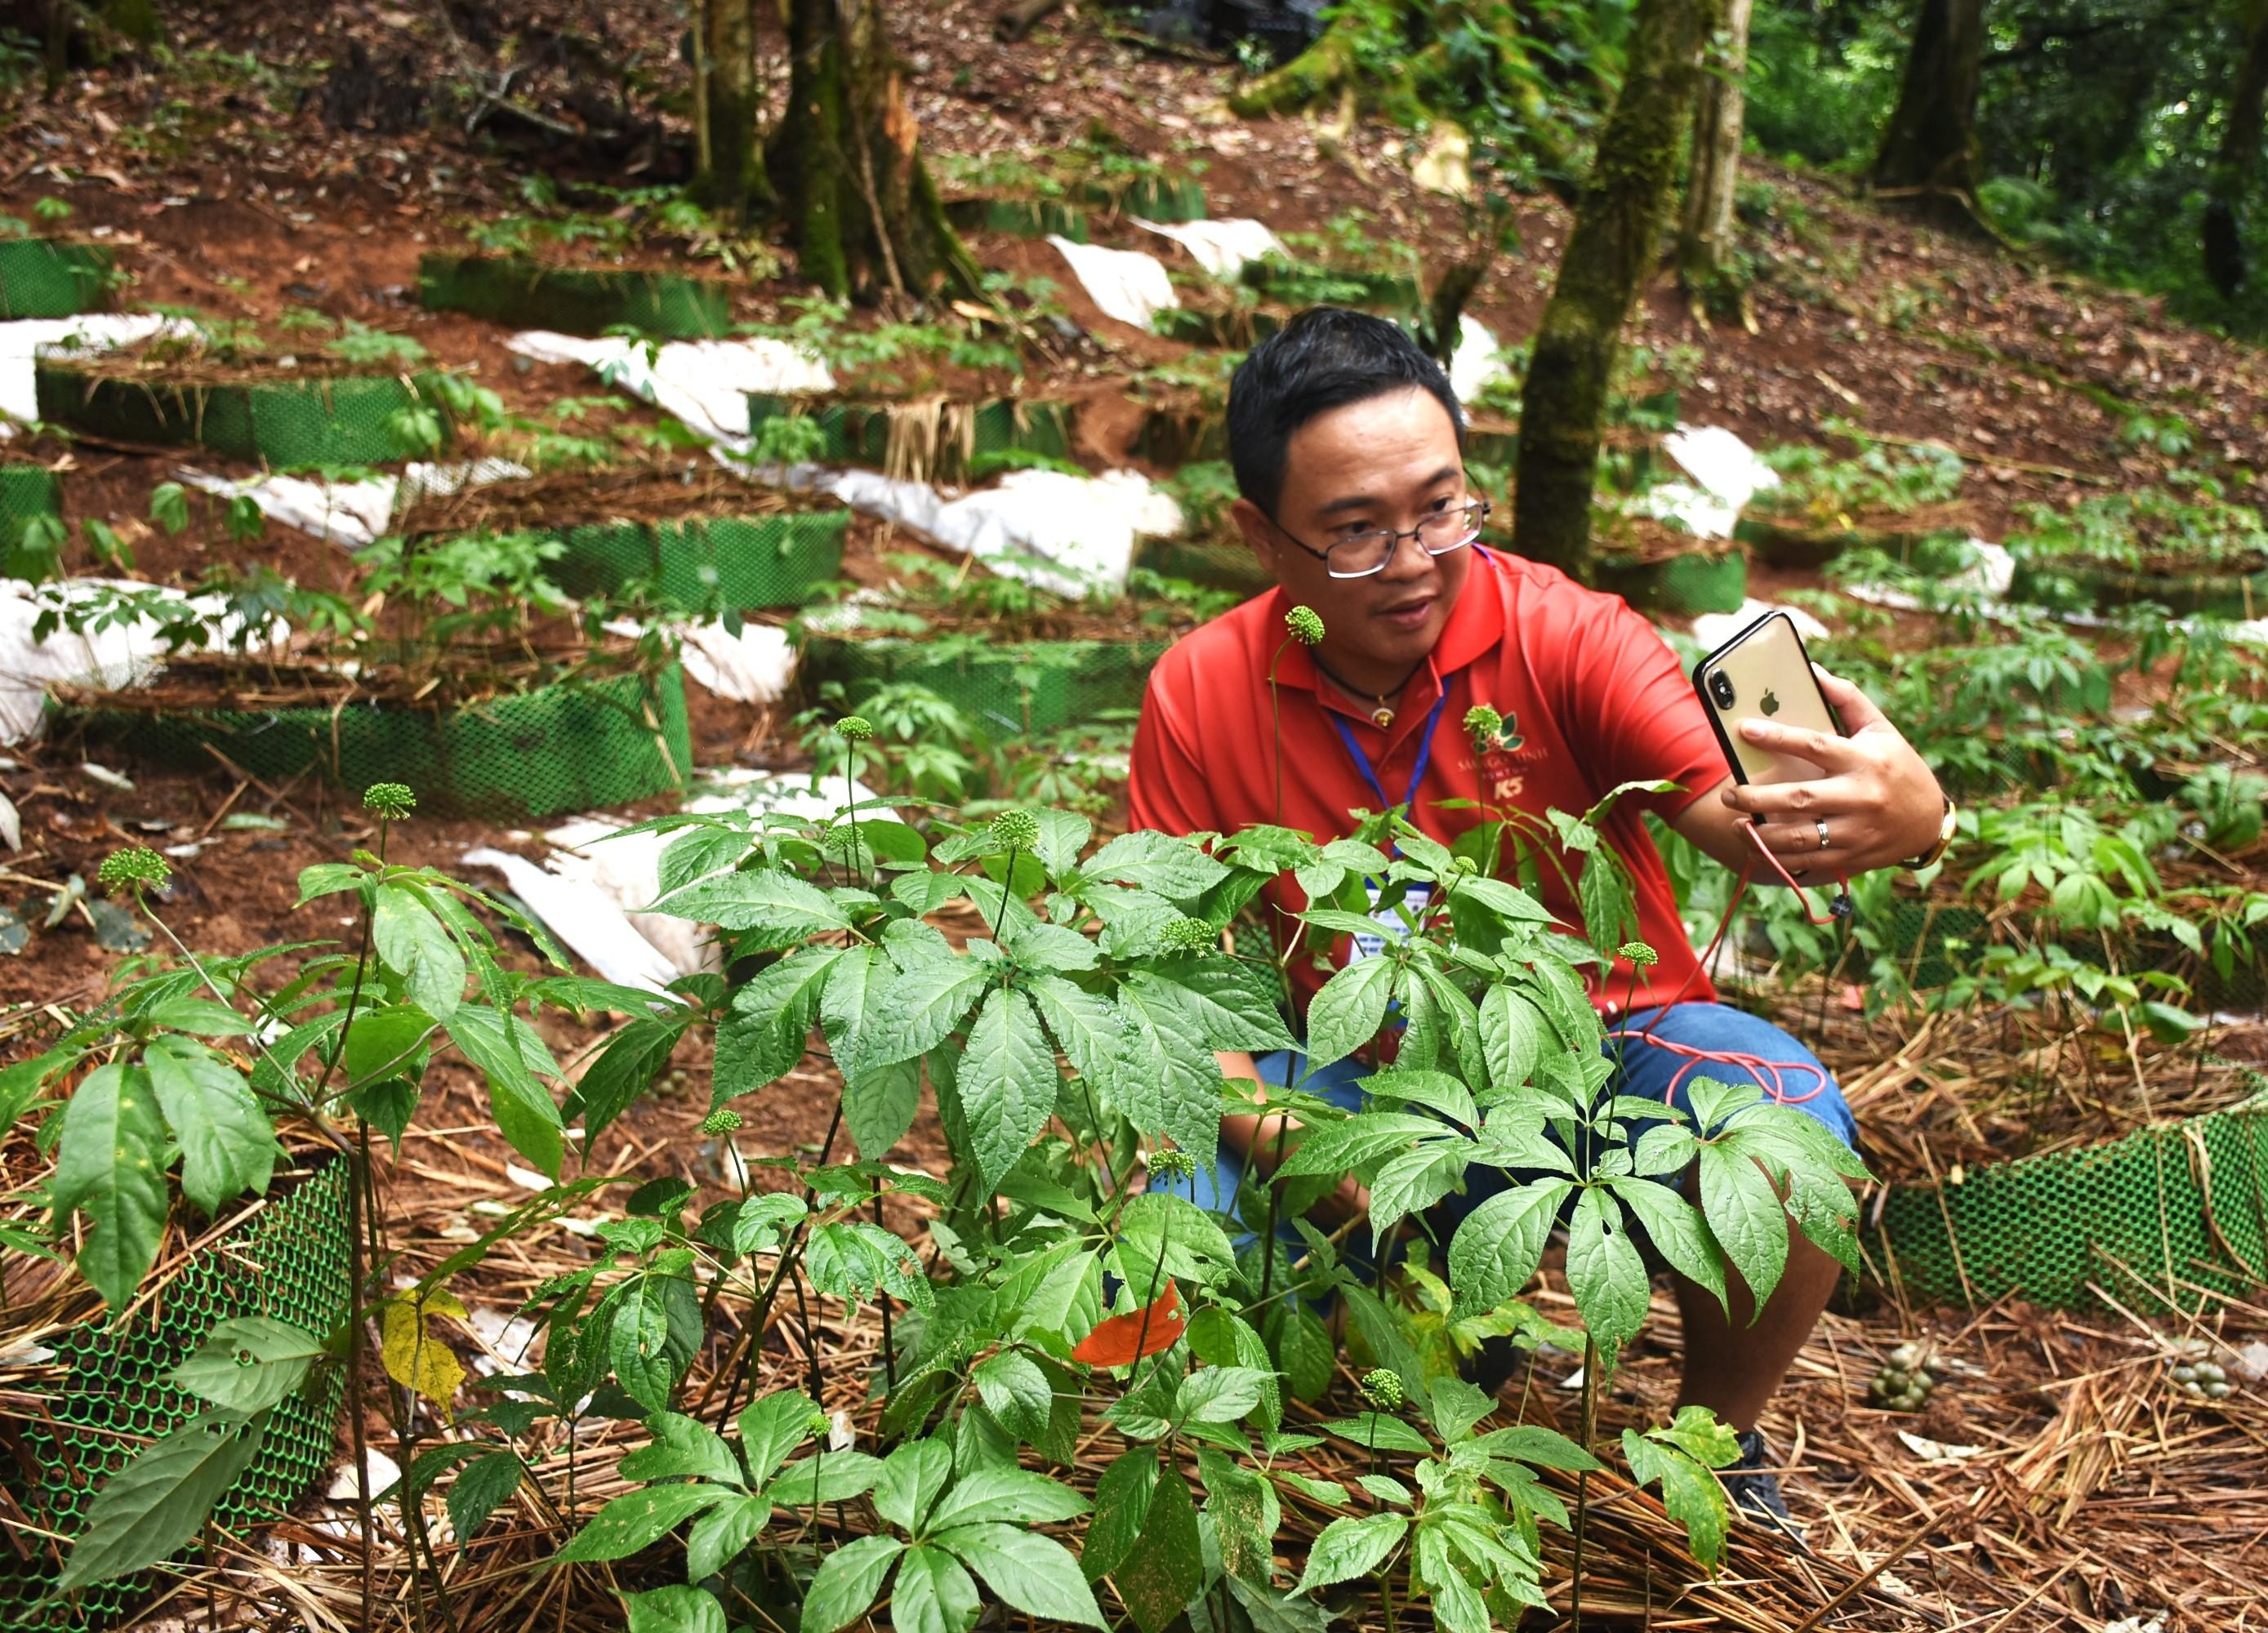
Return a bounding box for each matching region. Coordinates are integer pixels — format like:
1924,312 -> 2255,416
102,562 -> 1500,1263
601,616 -> 798,705
1630,423 -> 1784,541
807,465 -> 1179,597
1,314 -> 185,429
1450,314 -> 1512,407
466,770 -> 898,986
1134,217 -> 1285,279
1049,236 -> 1179,332
175,457 -> 529,549
505,331 -> 834,447
1843,539 -> 2016,612
0,577 -> 278,745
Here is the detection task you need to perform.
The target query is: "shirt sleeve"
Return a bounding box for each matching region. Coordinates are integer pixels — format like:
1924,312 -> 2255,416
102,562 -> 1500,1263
1127,654 -> 1220,836
1557,591 -> 1731,820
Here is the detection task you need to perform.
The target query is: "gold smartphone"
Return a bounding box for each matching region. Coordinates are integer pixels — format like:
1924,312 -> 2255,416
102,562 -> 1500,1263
1691,611 -> 1842,785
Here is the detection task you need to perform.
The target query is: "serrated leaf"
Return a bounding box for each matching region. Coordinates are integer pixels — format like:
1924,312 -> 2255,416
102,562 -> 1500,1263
1315,1412 -> 1433,1455
51,1062 -> 169,1310
374,883 -> 464,1020
382,1287 -> 467,1416
685,1493 -> 771,1582
1696,1141 -> 1789,1306
1082,1448 -> 1158,1582
1623,1428 -> 1731,1569
626,1585 -> 725,1633
1138,960 -> 1294,1053
647,868 -> 849,945
1115,981 -> 1222,1173
974,1349 -> 1055,1444
620,1412 -> 742,1486
936,1522 -> 1106,1627
1303,954 -> 1395,1069
737,1390 -> 826,1486
956,986 -> 1057,1190
1294,1511 -> 1407,1596
557,1482 -> 730,1563
444,1006 -> 564,1181
893,1543 -> 981,1633
1447,1179 -> 1571,1319
862,959 -> 990,1069
926,1465 -> 1087,1533
1032,974 -> 1124,1106
1478,985 -> 1547,1089
1106,1469 -> 1201,1633
1087,830 -> 1228,900
169,1315 -> 320,1414
715,947 -> 840,1101
447,1449 -> 525,1539
56,1411 -> 268,1591
1608,1177 -> 1726,1308
144,1038 -> 277,1217
1565,1188 -> 1650,1350
766,1449 -> 883,1506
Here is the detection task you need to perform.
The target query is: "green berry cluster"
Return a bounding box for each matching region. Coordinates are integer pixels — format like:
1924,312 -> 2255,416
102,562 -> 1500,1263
97,846 -> 171,896
1284,605 -> 1326,647
990,809 -> 1040,849
1360,1368 -> 1406,1411
1868,1342 -> 1938,1413
363,782 -> 417,821
1464,704 -> 1504,742
1148,1148 -> 1199,1183
834,715 -> 875,742
699,1108 -> 745,1136
1617,941 -> 1660,969
1161,916 -> 1218,954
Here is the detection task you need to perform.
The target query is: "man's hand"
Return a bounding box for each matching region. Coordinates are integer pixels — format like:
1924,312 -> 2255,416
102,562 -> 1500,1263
1218,1051 -> 1369,1228
1680,665 -> 1944,880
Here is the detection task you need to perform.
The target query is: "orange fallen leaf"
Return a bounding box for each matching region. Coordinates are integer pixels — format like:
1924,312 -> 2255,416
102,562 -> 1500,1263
1071,1282 -> 1184,1367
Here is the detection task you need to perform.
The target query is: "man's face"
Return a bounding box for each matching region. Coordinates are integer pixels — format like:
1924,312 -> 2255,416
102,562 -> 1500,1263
1231,386 -> 1472,683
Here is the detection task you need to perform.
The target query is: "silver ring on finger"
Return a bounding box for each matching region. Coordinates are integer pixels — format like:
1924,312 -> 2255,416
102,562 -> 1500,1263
1816,817 -> 1831,850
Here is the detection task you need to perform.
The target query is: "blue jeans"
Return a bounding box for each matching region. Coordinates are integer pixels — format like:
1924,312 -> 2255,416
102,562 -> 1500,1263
1192,1001 -> 1856,1262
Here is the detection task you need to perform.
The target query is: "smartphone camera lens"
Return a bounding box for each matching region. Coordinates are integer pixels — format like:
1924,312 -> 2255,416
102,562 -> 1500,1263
1709,672 -> 1736,709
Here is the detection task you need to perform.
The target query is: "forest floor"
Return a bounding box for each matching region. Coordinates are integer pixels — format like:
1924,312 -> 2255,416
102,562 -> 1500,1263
2,2 -> 2266,1630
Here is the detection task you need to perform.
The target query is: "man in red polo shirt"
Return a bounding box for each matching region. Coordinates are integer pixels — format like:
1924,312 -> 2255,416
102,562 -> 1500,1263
1129,309 -> 1948,1531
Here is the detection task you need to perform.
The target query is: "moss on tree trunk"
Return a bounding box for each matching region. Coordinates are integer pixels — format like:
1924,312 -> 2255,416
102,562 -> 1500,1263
1677,0 -> 1754,321
1870,0 -> 1988,230
696,0 -> 771,220
1228,17 -> 1363,119
1512,0 -> 1722,580
767,0 -> 978,300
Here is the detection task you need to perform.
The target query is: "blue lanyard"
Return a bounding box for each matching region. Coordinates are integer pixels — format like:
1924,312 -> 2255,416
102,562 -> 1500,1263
1328,686 -> 1453,814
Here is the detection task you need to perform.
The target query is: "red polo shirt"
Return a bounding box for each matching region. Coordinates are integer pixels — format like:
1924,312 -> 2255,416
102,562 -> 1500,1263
1128,548 -> 1730,1021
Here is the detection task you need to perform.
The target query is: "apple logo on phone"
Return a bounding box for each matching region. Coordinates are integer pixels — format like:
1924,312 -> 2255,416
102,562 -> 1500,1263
1760,687 -> 1780,716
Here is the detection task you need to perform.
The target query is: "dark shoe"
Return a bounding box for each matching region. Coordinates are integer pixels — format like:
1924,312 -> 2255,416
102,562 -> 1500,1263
1722,1430 -> 1807,1546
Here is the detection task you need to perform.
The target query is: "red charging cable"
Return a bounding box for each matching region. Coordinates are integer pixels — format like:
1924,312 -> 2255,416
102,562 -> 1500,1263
1601,816 -> 1847,1108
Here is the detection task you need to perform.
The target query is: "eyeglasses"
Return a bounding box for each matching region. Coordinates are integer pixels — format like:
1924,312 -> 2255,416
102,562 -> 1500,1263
1266,498 -> 1490,580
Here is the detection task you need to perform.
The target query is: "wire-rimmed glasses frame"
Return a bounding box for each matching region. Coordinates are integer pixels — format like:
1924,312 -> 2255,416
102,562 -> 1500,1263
1263,497 -> 1490,580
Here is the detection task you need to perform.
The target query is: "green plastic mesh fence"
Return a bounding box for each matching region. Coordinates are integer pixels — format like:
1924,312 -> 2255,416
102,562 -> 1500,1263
33,363 -> 447,467
417,251 -> 733,340
1135,536 -> 1272,594
545,512 -> 848,610
744,395 -> 1073,485
1237,257 -> 1419,312
1,462 -> 61,556
801,634 -> 1167,735
2009,560 -> 2268,620
1079,176 -> 1209,223
0,1156 -> 353,1631
0,239 -> 116,318
1132,404 -> 1228,468
1593,548 -> 1751,616
54,665 -> 691,821
944,197 -> 1091,242
1868,1084 -> 2268,1317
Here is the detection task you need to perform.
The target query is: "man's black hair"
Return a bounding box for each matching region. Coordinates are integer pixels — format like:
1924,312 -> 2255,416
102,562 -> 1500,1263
1224,307 -> 1465,516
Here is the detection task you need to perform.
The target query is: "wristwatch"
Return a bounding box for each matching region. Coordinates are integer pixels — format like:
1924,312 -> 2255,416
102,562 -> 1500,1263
1903,794 -> 1957,870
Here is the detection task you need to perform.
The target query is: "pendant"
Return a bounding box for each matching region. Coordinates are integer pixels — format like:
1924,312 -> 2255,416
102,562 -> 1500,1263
1371,705 -> 1395,729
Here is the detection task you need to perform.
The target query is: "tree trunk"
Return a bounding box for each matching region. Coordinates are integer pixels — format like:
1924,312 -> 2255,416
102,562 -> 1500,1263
1228,11 -> 1367,118
1677,0 -> 1755,320
995,0 -> 1063,43
1512,0 -> 1722,580
768,0 -> 978,300
1870,0 -> 1989,229
696,0 -> 769,219
2205,0 -> 2268,299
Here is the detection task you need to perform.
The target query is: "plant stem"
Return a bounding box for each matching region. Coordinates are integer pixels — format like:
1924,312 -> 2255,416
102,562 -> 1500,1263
871,1183 -> 895,1390
1270,634 -> 1294,823
1571,1333 -> 1600,1633
844,742 -> 862,887
1256,1106 -> 1294,1301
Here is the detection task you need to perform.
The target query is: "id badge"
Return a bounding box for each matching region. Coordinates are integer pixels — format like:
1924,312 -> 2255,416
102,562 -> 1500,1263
1348,879 -> 1431,964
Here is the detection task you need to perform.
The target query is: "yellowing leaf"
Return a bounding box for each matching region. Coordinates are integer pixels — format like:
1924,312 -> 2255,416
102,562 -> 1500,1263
381,1287 -> 467,1417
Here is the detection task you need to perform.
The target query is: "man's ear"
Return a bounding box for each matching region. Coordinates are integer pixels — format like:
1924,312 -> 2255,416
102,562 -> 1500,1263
1229,498 -> 1281,575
